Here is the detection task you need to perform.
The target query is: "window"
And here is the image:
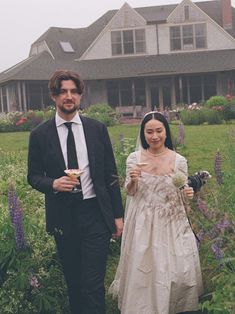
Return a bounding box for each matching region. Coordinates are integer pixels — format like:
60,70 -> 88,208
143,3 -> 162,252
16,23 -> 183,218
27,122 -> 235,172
111,32 -> 122,55
182,25 -> 193,49
60,41 -> 75,52
170,23 -> 206,51
123,30 -> 134,54
107,79 -> 146,107
170,26 -> 181,51
111,29 -> 146,56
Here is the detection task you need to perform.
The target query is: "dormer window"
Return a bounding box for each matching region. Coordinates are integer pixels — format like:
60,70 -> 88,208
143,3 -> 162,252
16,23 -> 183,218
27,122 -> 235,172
184,5 -> 190,20
60,41 -> 75,52
111,29 -> 146,56
170,23 -> 206,51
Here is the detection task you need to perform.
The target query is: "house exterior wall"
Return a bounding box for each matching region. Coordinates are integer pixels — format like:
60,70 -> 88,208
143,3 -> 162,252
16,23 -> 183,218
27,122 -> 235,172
168,0 -> 207,23
82,3 -> 149,60
207,22 -> 235,49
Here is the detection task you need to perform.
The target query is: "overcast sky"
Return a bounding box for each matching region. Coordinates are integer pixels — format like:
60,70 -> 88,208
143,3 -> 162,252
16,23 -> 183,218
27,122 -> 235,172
0,0 -> 234,72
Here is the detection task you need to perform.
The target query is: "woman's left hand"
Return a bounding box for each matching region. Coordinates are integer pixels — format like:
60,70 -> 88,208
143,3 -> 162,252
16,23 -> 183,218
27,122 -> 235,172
183,186 -> 194,199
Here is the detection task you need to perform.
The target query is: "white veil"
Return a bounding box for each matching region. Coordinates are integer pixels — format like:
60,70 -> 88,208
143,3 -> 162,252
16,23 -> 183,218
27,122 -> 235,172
124,111 -> 160,219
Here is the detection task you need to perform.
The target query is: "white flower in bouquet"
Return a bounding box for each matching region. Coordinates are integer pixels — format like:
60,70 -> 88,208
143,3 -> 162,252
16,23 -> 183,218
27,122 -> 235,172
172,172 -> 187,190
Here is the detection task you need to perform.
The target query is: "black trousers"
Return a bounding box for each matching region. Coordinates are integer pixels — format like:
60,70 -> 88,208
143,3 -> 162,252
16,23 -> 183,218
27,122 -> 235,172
54,197 -> 111,314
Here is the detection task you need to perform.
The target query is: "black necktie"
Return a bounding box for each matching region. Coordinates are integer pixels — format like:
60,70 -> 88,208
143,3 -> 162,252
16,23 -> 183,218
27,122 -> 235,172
64,122 -> 78,169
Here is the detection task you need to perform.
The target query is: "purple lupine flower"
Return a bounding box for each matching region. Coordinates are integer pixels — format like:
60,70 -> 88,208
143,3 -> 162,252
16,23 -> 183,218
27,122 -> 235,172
8,183 -> 17,223
119,133 -> 125,152
30,276 -> 41,289
207,225 -> 220,240
196,197 -> 213,219
13,204 -> 26,250
8,184 -> 26,250
214,150 -> 223,184
215,219 -> 231,232
211,239 -> 224,260
177,122 -> 185,146
196,229 -> 206,249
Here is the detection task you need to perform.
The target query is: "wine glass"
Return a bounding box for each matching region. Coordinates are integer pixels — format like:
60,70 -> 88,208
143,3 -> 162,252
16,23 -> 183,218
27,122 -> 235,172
64,169 -> 84,193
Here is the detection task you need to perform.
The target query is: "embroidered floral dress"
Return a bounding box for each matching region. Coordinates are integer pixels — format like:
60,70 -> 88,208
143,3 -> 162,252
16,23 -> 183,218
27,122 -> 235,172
109,151 -> 203,314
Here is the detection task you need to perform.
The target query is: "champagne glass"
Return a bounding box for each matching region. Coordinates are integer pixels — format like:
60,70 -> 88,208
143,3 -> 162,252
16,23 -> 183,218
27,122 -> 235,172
64,169 -> 84,193
136,162 -> 149,167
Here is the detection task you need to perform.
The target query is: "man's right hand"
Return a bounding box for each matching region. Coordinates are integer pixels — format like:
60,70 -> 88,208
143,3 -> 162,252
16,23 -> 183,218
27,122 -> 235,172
53,176 -> 79,192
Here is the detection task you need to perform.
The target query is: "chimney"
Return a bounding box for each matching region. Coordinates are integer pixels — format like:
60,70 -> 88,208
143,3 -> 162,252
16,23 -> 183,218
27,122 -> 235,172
222,0 -> 232,31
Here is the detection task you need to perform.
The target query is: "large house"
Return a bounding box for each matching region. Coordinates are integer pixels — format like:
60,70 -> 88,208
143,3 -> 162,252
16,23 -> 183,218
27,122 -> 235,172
1,0 -> 235,116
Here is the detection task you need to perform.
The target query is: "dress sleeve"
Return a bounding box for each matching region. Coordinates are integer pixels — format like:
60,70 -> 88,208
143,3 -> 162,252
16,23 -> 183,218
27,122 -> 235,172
176,154 -> 188,177
125,152 -> 138,195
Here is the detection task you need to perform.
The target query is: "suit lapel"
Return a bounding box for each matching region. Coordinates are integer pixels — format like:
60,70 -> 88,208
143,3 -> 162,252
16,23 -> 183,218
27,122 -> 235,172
48,118 -> 66,171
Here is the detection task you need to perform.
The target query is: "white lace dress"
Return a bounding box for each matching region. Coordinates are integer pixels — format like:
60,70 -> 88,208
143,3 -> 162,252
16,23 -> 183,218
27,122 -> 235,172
109,151 -> 203,314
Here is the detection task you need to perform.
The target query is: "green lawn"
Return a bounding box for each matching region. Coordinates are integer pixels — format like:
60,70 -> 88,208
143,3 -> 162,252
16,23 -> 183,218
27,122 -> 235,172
0,122 -> 233,176
109,123 -> 234,174
0,123 -> 234,313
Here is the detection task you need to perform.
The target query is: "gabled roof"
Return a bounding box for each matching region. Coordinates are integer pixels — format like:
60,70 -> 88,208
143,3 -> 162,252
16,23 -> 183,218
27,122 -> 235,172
19,1 -> 235,61
1,49 -> 235,83
0,0 -> 235,83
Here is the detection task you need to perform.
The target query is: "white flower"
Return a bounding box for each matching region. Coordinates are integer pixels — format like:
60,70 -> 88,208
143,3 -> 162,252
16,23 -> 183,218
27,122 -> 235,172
172,172 -> 187,189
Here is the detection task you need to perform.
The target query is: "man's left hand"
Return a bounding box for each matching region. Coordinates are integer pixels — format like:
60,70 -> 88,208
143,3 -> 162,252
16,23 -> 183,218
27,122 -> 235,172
112,218 -> 124,238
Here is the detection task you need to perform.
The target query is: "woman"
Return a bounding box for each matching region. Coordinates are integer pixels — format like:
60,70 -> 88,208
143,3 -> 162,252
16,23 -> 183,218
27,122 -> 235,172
109,112 -> 203,314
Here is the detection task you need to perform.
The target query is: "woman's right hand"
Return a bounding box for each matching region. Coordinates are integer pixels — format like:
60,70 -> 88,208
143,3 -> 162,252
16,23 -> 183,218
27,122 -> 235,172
129,167 -> 142,183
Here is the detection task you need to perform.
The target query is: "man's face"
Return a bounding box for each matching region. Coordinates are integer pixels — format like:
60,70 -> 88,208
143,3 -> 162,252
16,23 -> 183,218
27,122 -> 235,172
52,80 -> 82,118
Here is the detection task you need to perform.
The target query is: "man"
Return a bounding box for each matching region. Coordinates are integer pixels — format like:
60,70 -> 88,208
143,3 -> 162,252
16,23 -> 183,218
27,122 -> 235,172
27,70 -> 124,314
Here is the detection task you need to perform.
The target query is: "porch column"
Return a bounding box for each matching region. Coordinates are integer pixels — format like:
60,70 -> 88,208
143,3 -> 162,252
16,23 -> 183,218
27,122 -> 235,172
6,87 -> 10,112
118,81 -> 122,106
186,77 -> 190,104
17,82 -> 23,111
0,87 -> 3,112
159,86 -> 163,111
201,76 -> 205,102
40,85 -> 45,110
171,77 -> 176,107
179,76 -> 183,105
131,80 -> 137,118
145,79 -> 151,111
22,82 -> 27,111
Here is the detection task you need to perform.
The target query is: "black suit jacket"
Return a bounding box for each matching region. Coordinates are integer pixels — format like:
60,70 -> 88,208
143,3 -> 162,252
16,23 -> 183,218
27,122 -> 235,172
27,115 -> 124,235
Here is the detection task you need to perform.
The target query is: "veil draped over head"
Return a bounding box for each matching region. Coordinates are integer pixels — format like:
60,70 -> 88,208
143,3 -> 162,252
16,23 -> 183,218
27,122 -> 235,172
126,111 -> 165,218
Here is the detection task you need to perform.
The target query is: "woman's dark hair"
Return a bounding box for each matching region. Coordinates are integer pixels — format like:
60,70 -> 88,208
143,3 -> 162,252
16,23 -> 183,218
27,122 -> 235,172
140,112 -> 173,150
48,70 -> 85,96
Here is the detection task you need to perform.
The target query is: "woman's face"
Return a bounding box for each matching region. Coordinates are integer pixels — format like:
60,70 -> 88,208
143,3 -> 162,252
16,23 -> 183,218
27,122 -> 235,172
144,119 -> 166,151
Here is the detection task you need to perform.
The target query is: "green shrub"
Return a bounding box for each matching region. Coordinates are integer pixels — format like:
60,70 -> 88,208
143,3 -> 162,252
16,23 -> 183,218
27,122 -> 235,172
206,96 -> 227,108
0,117 -> 14,132
179,109 -> 206,125
179,108 -> 224,125
223,104 -> 235,121
83,104 -> 119,126
203,108 -> 223,124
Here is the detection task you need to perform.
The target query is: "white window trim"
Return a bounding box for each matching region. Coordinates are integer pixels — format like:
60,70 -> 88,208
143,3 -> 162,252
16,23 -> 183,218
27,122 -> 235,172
170,22 -> 207,52
111,28 -> 146,56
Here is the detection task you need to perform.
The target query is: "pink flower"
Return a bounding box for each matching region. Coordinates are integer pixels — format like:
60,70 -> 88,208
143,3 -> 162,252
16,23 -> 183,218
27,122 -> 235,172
16,117 -> 27,126
30,276 -> 41,289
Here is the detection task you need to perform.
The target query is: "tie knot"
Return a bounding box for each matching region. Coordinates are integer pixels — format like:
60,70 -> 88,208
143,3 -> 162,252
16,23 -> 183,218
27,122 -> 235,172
64,122 -> 73,130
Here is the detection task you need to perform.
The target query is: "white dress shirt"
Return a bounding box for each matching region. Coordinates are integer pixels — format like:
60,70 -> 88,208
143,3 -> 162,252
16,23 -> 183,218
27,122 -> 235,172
55,112 -> 96,199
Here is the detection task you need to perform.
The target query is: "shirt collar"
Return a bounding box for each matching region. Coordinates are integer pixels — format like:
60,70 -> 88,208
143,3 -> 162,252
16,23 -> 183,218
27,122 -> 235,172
55,112 -> 82,127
